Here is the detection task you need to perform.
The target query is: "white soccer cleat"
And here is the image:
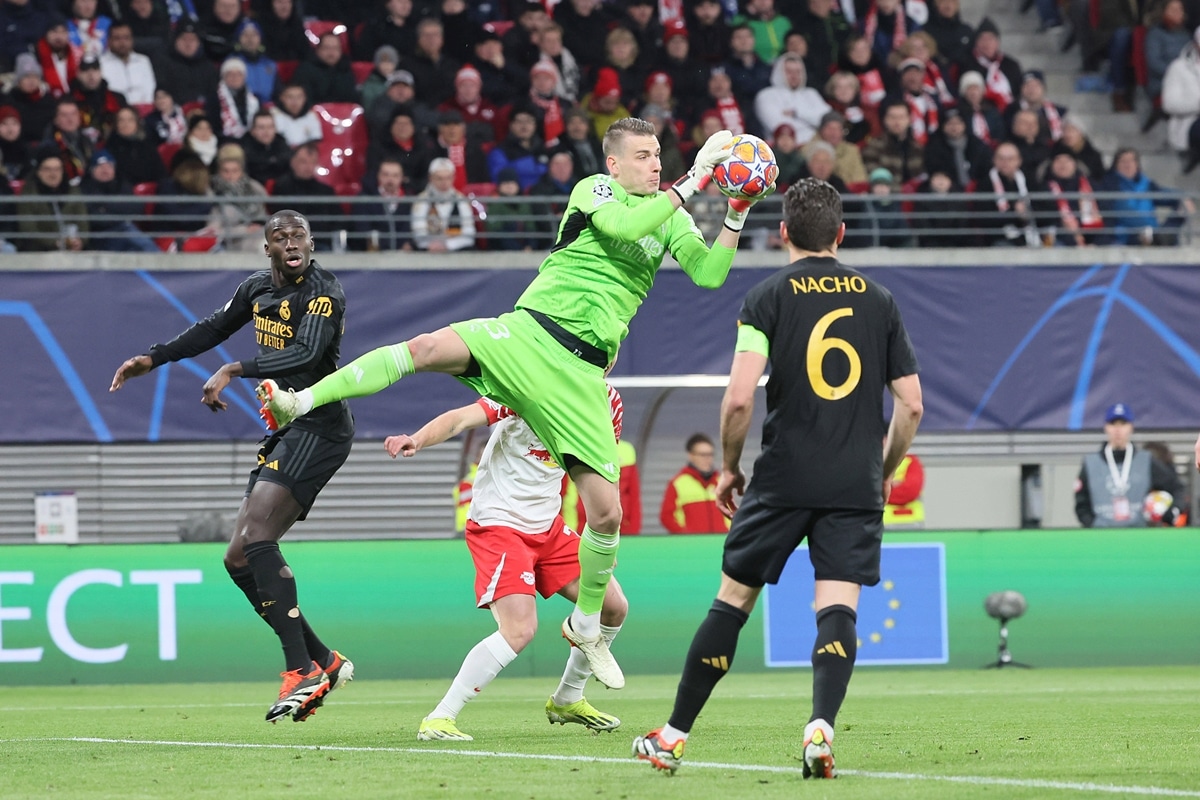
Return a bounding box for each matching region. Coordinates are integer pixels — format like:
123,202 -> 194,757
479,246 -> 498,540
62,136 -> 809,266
256,379 -> 301,431
802,719 -> 837,779
561,616 -> 624,690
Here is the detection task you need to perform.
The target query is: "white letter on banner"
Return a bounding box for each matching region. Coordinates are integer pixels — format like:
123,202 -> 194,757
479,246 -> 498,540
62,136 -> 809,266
0,572 -> 43,662
47,569 -> 127,663
130,570 -> 203,660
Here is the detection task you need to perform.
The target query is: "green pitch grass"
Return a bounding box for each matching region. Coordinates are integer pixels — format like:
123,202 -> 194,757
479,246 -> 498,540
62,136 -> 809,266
2,666 -> 1198,799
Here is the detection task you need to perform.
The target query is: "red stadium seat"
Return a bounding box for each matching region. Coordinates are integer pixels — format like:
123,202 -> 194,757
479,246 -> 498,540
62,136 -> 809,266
334,180 -> 362,213
351,61 -> 375,86
157,142 -> 181,170
9,179 -> 23,193
312,102 -> 368,188
1132,25 -> 1148,89
304,20 -> 350,53
133,181 -> 157,219
463,181 -> 497,197
264,178 -> 276,194
131,102 -> 154,118
275,60 -> 299,85
845,181 -> 869,194
484,20 -> 514,38
180,234 -> 219,252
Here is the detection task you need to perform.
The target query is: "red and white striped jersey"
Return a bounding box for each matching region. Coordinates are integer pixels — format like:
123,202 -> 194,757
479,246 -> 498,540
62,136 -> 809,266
468,385 -> 622,533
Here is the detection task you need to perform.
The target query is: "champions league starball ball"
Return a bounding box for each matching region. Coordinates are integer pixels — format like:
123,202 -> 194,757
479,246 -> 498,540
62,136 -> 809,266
1143,490 -> 1174,524
712,134 -> 779,200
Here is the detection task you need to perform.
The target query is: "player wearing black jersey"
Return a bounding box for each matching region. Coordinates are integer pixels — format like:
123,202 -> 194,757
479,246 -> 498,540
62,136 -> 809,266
634,178 -> 923,777
109,210 -> 355,724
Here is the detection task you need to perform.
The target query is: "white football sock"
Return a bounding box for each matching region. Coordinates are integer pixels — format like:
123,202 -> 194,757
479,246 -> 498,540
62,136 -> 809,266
661,723 -> 689,743
569,608 -> 601,638
294,388 -> 314,416
552,623 -> 621,706
429,631 -> 517,720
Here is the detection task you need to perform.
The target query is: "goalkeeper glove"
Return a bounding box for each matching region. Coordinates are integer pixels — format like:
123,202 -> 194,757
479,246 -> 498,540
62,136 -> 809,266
723,182 -> 777,233
671,129 -> 734,203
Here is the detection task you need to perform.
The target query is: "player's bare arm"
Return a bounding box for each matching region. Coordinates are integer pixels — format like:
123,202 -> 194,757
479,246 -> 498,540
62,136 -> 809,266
385,403 -> 490,459
716,349 -> 769,517
202,362 -> 246,412
109,354 -> 153,391
884,374 -> 924,502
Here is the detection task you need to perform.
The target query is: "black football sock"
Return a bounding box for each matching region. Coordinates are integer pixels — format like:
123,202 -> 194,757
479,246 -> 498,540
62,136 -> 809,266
667,599 -> 750,733
810,604 -> 858,726
227,563 -> 330,666
243,540 -> 311,673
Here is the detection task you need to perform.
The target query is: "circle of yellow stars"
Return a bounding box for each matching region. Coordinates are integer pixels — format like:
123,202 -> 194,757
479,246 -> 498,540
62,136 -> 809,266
811,578 -> 900,647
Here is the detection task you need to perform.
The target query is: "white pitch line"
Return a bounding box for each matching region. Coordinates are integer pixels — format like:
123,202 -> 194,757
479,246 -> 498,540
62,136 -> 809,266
11,737 -> 1199,798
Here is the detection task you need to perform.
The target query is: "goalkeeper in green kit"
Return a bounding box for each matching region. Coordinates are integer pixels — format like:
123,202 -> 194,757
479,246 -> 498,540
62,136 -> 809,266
257,118 -> 772,689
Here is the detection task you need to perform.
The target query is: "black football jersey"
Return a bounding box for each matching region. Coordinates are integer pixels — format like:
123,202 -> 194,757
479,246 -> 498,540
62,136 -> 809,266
738,256 -> 918,509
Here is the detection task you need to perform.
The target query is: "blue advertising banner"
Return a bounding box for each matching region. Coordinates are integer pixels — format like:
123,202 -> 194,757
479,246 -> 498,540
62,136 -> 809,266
763,543 -> 948,667
4,263 -> 1200,442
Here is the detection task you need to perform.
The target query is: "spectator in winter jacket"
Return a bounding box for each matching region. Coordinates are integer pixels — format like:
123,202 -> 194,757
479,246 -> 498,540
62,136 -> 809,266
410,156 -> 475,252
5,54 -> 56,146
1146,0 -> 1192,102
200,0 -> 244,63
293,32 -> 359,105
257,0 -> 309,62
0,0 -> 49,75
861,97 -> 925,184
956,17 -> 1022,113
153,19 -> 219,109
240,109 -> 291,186
756,53 -> 831,145
233,19 -> 278,105
1162,29 -> 1200,170
659,433 -> 729,534
270,83 -> 322,147
486,108 -> 547,191
17,149 -> 88,251
106,105 -> 165,186
802,110 -> 867,185
80,149 -> 159,252
99,21 -> 155,105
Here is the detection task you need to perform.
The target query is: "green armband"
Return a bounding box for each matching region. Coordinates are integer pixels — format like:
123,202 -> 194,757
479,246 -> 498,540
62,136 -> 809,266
735,323 -> 769,357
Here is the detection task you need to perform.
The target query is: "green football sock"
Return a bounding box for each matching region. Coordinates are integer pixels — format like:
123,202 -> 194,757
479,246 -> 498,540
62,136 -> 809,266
309,342 -> 414,407
576,524 -> 619,616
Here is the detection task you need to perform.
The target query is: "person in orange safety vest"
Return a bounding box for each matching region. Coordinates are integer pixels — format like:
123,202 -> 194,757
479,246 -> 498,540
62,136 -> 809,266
659,433 -> 730,534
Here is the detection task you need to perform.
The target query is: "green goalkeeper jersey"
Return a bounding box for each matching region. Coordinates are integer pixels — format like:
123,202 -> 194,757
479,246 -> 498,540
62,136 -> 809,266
515,174 -> 737,361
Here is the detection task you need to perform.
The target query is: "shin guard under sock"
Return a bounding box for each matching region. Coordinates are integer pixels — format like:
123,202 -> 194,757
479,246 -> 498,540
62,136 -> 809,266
243,540 -> 310,672
667,599 -> 749,733
810,604 -> 858,726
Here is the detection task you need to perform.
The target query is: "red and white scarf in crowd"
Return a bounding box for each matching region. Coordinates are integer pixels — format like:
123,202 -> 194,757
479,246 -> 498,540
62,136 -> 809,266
968,106 -> 993,145
989,166 -> 1028,211
527,91 -> 563,147
37,39 -> 75,98
713,96 -> 746,135
1047,176 -> 1102,229
217,82 -> 259,140
859,68 -> 886,108
658,0 -> 684,25
905,90 -> 939,146
1025,99 -> 1064,141
924,61 -> 954,105
976,51 -> 1014,111
442,140 -> 468,191
863,2 -> 908,52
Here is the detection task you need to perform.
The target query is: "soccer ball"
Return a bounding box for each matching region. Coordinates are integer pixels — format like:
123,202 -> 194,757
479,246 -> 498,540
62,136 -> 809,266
712,134 -> 779,200
1142,490 -> 1173,524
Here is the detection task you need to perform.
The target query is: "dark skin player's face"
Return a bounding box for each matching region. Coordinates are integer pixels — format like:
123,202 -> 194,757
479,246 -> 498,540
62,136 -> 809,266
264,218 -> 313,284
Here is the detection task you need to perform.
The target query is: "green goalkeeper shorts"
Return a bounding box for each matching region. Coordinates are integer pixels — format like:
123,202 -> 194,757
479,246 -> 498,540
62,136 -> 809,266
450,310 -> 620,483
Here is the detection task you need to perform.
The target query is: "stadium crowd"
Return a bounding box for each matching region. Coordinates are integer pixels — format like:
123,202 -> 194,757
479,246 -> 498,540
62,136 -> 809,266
0,0 -> 1197,252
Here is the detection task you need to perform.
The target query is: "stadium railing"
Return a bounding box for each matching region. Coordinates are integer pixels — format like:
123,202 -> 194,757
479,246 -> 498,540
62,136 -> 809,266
0,190 -> 1195,252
